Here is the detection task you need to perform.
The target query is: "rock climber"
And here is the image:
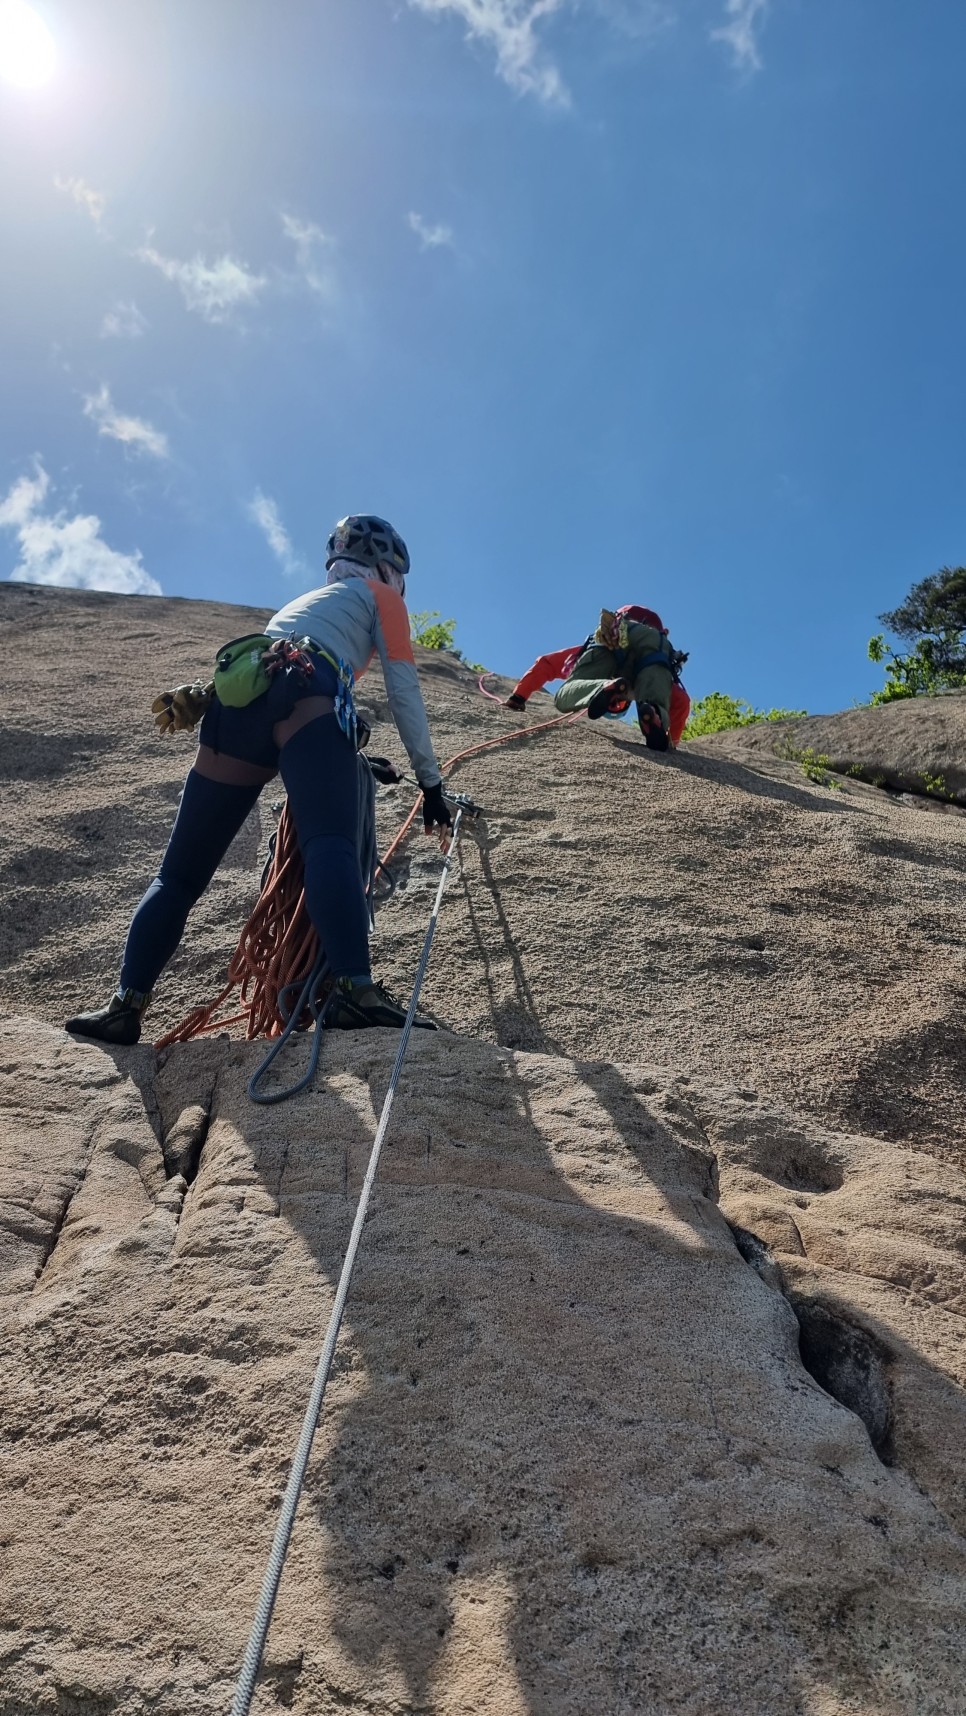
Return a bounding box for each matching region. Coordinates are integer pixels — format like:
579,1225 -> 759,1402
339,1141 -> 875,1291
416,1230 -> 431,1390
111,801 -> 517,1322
65,515 -> 453,1047
505,605 -> 690,750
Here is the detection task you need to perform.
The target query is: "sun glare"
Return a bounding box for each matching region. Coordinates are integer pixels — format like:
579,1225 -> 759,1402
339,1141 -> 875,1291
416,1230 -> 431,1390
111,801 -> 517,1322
0,0 -> 56,89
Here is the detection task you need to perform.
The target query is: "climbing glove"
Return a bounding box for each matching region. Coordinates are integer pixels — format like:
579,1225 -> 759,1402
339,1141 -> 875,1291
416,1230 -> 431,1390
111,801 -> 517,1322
367,756 -> 404,785
505,693 -> 527,712
420,781 -> 453,834
152,681 -> 214,736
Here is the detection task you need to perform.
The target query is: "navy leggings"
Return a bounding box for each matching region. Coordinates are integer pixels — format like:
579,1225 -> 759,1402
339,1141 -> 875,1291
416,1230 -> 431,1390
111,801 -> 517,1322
120,710 -> 371,994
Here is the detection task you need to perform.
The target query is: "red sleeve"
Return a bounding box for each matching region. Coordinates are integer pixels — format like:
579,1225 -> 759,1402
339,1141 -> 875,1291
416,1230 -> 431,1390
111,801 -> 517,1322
512,646 -> 581,701
669,682 -> 690,746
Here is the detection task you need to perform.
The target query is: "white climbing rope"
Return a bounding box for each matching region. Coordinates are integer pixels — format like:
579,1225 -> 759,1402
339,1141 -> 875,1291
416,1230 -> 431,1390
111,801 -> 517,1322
230,810 -> 464,1716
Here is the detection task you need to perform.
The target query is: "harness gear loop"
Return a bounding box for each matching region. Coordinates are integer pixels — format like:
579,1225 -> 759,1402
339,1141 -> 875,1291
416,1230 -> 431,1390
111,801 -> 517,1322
229,810 -> 464,1716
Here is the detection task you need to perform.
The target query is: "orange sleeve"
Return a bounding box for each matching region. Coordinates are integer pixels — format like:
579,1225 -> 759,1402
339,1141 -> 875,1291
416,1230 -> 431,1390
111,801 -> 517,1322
371,583 -> 416,663
369,581 -> 440,784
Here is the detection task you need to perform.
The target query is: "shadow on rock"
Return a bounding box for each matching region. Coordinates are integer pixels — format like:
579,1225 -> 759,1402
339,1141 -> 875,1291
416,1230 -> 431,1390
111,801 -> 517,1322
151,1030 -> 966,1716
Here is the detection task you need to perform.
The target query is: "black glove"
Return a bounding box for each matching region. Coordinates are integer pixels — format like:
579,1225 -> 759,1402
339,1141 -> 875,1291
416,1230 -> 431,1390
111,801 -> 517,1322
367,755 -> 404,785
505,693 -> 527,712
420,781 -> 453,833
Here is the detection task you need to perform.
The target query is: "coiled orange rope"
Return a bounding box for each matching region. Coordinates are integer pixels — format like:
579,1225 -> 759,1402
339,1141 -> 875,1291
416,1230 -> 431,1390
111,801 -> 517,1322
155,703 -> 581,1051
155,806 -> 317,1049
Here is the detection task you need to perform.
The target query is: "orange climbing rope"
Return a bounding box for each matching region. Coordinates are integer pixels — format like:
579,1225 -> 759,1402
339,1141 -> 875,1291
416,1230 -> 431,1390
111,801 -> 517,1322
154,807 -> 316,1049
155,701 -> 582,1052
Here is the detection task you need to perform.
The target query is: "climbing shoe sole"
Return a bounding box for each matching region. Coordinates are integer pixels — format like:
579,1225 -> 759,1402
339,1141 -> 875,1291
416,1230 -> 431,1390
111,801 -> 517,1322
587,681 -> 627,721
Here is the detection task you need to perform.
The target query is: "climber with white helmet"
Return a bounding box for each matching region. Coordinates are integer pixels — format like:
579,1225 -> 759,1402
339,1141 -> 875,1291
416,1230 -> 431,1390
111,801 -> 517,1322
65,515 -> 452,1047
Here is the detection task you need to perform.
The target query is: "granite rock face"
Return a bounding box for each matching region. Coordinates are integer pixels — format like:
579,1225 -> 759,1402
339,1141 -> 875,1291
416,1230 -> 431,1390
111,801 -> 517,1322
1,583 -> 966,1714
693,691 -> 966,802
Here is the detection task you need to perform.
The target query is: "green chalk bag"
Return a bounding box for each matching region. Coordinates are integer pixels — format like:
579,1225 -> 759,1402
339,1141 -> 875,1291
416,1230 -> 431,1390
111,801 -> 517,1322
212,634 -> 274,708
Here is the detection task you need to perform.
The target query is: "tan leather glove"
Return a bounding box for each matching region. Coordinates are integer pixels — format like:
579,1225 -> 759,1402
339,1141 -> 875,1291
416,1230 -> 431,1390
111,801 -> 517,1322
151,681 -> 214,736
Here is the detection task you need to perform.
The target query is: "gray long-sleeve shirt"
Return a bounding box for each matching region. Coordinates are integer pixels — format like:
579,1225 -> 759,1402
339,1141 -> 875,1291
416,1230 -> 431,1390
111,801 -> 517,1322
267,574 -> 441,786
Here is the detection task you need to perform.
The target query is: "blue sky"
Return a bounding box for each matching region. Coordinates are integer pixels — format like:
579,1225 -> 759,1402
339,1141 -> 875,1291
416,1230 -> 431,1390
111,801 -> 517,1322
1,0 -> 964,713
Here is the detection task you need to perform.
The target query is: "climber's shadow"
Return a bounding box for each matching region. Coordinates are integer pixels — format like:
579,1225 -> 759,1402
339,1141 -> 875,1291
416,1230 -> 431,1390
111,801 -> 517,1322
200,1029 -> 738,1711
169,1014 -> 966,1715
456,825 -> 553,1055
606,734 -> 859,816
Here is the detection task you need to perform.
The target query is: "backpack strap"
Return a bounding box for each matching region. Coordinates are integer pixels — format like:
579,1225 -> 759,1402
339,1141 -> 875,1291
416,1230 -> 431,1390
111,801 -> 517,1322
632,643 -> 689,683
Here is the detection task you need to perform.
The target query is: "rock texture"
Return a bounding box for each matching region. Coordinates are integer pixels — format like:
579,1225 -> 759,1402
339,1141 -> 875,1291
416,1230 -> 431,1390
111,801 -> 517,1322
2,581 -> 966,1714
696,692 -> 966,804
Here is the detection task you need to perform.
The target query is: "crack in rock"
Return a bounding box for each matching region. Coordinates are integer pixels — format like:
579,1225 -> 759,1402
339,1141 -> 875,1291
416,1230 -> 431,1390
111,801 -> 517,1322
792,1296 -> 895,1465
728,1220 -> 895,1466
31,1131 -> 96,1291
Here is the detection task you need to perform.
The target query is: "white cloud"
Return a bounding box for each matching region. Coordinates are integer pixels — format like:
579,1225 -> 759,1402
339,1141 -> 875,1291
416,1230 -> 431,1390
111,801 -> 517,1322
409,2 -> 764,97
247,489 -> 307,579
407,0 -> 569,105
100,300 -> 148,340
408,211 -> 456,251
0,467 -> 49,530
594,0 -> 674,39
137,244 -> 267,322
710,0 -> 768,72
83,384 -> 169,459
280,213 -> 338,300
0,464 -> 161,595
54,174 -> 106,226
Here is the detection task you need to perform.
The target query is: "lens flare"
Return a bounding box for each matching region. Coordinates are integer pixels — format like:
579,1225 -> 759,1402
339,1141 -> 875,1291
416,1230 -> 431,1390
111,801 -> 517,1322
0,0 -> 56,89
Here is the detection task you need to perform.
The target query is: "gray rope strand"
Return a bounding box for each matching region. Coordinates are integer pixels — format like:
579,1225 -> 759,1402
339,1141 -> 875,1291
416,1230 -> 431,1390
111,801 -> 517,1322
230,809 -> 463,1716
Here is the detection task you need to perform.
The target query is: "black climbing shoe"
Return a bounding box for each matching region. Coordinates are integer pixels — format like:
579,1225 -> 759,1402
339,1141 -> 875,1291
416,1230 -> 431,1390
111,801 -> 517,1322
325,977 -> 437,1031
587,679 -> 629,721
65,991 -> 149,1047
637,702 -> 670,751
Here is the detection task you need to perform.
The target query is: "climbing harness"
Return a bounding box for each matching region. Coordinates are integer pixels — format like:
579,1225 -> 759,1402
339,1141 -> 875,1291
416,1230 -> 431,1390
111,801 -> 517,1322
229,810 -> 464,1716
635,643 -> 689,681
298,640 -> 359,745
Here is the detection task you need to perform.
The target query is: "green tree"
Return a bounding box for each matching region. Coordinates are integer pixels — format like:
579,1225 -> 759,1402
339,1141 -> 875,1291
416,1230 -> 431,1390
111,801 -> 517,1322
879,565 -> 966,662
409,610 -> 458,651
409,610 -> 486,673
869,565 -> 966,702
866,632 -> 966,704
683,691 -> 806,740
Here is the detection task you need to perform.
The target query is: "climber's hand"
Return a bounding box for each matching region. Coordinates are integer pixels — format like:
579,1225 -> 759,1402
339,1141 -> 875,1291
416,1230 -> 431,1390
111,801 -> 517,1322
420,781 -> 453,844
505,693 -> 527,712
368,756 -> 404,785
152,682 -> 212,736
151,691 -> 177,736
